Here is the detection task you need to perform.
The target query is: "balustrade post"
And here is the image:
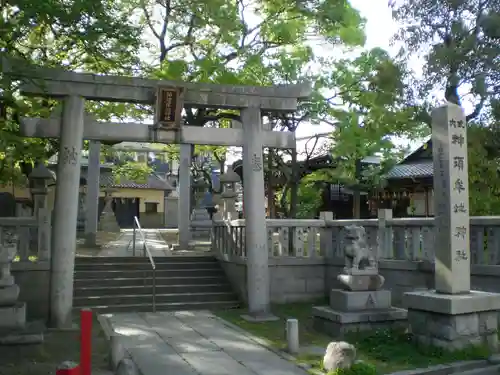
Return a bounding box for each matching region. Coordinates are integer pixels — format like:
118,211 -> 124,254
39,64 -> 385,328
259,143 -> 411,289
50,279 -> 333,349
212,212 -> 223,255
37,208 -> 51,261
319,212 -> 333,258
377,209 -> 392,259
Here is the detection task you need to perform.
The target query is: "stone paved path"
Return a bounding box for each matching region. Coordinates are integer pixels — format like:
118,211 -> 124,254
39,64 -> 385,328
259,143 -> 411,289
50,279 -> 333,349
98,229 -> 172,257
101,310 -> 308,375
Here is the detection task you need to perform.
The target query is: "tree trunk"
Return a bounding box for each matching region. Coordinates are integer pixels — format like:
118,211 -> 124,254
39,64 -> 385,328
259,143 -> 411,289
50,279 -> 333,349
352,159 -> 362,219
266,148 -> 275,218
289,148 -> 298,218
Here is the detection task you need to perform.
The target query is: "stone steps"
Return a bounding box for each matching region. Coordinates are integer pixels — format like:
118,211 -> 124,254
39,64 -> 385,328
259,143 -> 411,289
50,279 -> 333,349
74,268 -> 224,279
75,256 -> 217,263
73,256 -> 240,313
74,275 -> 227,288
75,261 -> 220,271
74,283 -> 232,297
87,300 -> 240,314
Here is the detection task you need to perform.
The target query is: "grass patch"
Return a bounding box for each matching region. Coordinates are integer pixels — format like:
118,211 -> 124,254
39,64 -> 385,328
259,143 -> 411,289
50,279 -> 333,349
13,255 -> 38,262
0,316 -> 110,375
215,302 -> 490,374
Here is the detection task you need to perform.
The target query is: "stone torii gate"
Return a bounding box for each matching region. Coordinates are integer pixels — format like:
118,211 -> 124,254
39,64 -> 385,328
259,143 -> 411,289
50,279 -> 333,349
3,58 -> 311,327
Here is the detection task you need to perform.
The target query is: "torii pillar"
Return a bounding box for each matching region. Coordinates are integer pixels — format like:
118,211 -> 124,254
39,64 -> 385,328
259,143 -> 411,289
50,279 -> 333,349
84,140 -> 101,246
50,96 -> 85,328
241,107 -> 275,321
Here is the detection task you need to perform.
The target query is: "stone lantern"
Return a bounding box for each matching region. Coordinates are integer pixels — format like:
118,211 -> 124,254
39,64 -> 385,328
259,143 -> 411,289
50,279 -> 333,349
28,163 -> 54,216
192,178 -> 208,207
190,178 -> 212,239
98,187 -> 120,233
219,168 -> 241,220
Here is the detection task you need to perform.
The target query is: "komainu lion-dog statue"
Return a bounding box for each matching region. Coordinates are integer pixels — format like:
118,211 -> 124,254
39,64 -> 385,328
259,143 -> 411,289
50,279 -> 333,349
343,225 -> 377,273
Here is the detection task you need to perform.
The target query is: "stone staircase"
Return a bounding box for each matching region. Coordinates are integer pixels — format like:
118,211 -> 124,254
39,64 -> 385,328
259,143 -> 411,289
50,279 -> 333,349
73,256 -> 240,313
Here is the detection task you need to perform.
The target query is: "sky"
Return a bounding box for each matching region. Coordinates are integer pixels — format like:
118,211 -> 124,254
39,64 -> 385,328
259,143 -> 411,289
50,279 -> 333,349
295,0 -> 399,141
289,0 -> 408,164
137,0 -> 426,165
228,0 -> 419,165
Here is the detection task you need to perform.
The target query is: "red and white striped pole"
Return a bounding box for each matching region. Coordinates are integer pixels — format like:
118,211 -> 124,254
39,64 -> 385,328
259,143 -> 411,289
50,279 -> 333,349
55,308 -> 92,375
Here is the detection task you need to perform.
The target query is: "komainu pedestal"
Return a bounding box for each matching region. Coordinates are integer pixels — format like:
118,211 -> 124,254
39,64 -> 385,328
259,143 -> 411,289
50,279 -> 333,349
0,234 -> 43,345
404,290 -> 500,350
313,225 -> 407,336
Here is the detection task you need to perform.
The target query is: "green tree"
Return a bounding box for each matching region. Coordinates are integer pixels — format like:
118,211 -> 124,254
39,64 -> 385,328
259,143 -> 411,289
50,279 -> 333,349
0,0 -> 143,184
391,0 -> 500,120
275,48 -> 426,217
391,0 -> 500,214
328,48 -> 427,187
134,0 -> 366,190
468,123 -> 500,215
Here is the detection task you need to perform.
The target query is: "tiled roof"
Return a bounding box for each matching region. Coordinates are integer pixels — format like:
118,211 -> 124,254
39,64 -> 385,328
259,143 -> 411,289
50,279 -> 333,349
385,162 -> 433,179
80,170 -> 173,190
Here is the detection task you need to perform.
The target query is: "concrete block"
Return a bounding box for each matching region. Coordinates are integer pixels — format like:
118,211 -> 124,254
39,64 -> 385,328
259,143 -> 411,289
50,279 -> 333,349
273,278 -> 306,294
484,333 -> 499,352
431,313 -> 479,340
329,289 -> 391,312
0,302 -> 26,329
404,290 -> 500,315
407,299 -> 500,351
0,284 -> 19,305
312,305 -> 407,325
306,278 -> 325,293
116,358 -> 139,375
407,310 -> 428,335
337,274 -> 385,291
313,309 -> 407,339
479,311 -> 498,335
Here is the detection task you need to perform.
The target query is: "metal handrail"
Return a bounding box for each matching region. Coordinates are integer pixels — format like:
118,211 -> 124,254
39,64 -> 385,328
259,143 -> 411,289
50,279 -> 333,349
132,216 -> 157,313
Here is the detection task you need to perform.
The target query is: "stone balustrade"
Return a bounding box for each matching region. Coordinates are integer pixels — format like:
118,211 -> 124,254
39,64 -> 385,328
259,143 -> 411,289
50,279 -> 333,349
211,214 -> 500,265
0,208 -> 51,264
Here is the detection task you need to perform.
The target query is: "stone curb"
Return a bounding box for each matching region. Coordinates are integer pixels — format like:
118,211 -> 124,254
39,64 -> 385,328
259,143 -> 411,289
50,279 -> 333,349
387,360 -> 492,375
212,316 -> 306,368
97,314 -> 114,340
213,315 -> 495,375
96,314 -> 138,374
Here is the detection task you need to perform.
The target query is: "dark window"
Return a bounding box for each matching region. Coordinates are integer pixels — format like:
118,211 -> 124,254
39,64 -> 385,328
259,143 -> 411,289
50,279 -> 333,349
145,202 -> 158,213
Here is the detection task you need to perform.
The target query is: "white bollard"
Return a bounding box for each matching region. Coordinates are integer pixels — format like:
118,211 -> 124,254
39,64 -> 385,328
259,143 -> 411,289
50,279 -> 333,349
286,318 -> 299,354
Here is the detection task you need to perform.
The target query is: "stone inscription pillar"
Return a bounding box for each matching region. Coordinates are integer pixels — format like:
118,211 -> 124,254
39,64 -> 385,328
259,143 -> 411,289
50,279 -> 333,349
432,103 -> 470,294
85,140 -> 101,246
241,107 -> 272,319
403,103 -> 500,351
178,144 -> 192,249
50,95 -> 85,328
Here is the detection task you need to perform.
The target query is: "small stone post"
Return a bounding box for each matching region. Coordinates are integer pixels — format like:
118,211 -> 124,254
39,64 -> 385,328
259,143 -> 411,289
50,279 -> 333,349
286,318 -> 299,354
404,102 -> 500,350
